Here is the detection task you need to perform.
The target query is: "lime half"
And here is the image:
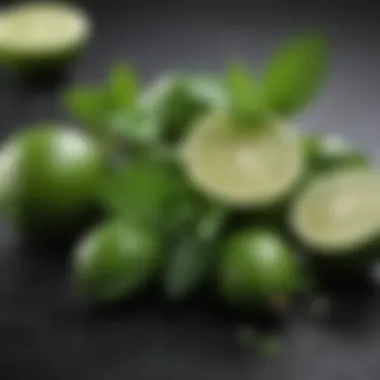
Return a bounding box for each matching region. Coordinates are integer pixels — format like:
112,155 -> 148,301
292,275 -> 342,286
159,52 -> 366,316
181,112 -> 304,208
0,2 -> 91,65
291,169 -> 380,252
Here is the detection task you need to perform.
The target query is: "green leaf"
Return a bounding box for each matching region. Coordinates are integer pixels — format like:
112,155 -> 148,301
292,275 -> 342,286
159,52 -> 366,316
63,87 -> 105,129
163,206 -> 227,301
142,74 -> 210,142
186,74 -> 227,108
99,160 -> 191,230
107,109 -> 161,146
226,62 -> 269,126
227,63 -> 256,111
107,63 -> 140,110
263,33 -> 330,115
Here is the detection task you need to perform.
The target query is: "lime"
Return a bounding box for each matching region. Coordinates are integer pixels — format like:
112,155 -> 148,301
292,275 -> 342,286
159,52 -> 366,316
304,133 -> 368,174
218,229 -> 300,313
181,112 -> 304,208
290,168 -> 380,253
0,125 -> 106,233
0,139 -> 21,215
72,221 -> 162,303
0,2 -> 91,70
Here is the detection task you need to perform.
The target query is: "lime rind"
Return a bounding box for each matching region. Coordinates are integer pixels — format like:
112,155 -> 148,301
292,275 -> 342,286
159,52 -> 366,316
180,112 -> 304,208
0,139 -> 21,214
72,221 -> 162,303
290,169 -> 380,253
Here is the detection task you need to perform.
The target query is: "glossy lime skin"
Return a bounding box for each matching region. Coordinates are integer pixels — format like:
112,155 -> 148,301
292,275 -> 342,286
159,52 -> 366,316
218,229 -> 300,313
0,126 -> 106,233
72,221 -> 162,303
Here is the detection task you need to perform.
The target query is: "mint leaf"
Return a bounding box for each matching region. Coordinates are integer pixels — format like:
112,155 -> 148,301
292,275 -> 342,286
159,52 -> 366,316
64,87 -> 105,129
227,63 -> 256,111
263,33 -> 330,115
64,63 -> 159,150
186,74 -> 227,109
163,205 -> 227,301
107,63 -> 140,110
142,74 -> 209,142
107,109 -> 161,146
99,160 -> 191,230
226,62 -> 269,126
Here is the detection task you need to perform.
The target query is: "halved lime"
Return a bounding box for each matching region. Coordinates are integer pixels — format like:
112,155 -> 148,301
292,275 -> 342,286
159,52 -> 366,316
180,112 -> 304,208
290,169 -> 380,253
0,2 -> 91,67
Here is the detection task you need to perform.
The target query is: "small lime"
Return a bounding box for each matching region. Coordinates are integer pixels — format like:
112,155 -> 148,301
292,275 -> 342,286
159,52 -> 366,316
72,221 -> 162,303
218,229 -> 300,313
0,125 -> 106,232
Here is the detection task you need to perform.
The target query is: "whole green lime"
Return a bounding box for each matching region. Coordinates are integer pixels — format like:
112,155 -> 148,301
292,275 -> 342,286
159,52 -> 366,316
0,125 -> 106,233
218,229 -> 300,313
72,221 -> 162,303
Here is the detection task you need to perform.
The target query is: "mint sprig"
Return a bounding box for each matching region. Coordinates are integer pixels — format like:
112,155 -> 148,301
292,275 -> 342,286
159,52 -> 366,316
263,33 -> 330,115
163,205 -> 227,301
226,62 -> 270,127
64,63 -> 160,146
63,87 -> 105,131
99,159 -> 192,230
107,63 -> 140,110
225,33 -> 330,128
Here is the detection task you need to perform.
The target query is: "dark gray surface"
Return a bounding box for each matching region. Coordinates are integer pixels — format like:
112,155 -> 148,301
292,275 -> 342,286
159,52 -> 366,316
0,1 -> 380,379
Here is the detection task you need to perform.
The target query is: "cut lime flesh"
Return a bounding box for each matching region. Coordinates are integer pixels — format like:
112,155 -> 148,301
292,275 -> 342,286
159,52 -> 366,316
0,2 -> 91,61
181,112 -> 304,207
291,169 -> 380,253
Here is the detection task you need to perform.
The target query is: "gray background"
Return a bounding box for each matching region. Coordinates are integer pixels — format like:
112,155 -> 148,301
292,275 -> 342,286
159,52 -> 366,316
0,0 -> 380,379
